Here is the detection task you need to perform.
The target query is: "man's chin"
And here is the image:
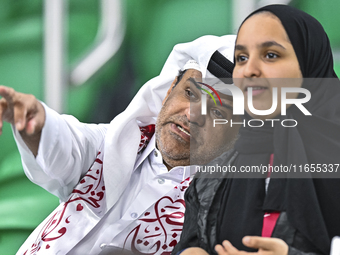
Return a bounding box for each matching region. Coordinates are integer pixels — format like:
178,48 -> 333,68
158,141 -> 190,157
161,152 -> 190,168
165,159 -> 191,169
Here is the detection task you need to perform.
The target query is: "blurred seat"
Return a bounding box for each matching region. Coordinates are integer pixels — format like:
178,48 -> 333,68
0,151 -> 59,254
0,0 -> 121,252
126,0 -> 232,88
292,0 -> 340,75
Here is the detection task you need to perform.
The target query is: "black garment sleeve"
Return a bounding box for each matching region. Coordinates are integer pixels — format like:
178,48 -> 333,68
288,246 -> 321,255
273,212 -> 324,255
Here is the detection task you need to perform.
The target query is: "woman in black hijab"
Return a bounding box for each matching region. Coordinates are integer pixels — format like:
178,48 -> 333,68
173,4 -> 340,255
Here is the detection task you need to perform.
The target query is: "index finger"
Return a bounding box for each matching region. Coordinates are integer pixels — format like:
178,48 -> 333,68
0,85 -> 15,103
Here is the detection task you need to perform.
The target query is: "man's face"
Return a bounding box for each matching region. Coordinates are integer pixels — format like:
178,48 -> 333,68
156,69 -> 240,169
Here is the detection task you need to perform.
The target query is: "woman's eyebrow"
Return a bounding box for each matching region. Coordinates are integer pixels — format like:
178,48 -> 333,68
235,41 -> 286,51
235,44 -> 246,51
261,41 -> 286,50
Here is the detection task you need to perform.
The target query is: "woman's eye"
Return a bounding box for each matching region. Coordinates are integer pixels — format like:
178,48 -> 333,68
265,52 -> 278,59
236,55 -> 248,62
212,109 -> 224,118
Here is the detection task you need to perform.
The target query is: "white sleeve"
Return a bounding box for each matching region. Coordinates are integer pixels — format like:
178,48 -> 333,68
13,103 -> 110,201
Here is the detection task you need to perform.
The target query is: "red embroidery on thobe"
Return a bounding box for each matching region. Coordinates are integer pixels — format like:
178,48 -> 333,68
23,125 -> 155,254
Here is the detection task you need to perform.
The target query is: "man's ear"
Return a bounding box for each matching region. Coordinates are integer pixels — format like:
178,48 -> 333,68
162,77 -> 178,105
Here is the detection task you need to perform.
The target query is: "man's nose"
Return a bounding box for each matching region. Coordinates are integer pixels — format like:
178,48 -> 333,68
243,57 -> 261,78
188,101 -> 205,126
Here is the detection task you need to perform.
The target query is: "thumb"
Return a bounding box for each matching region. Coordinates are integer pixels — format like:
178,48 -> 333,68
242,236 -> 276,250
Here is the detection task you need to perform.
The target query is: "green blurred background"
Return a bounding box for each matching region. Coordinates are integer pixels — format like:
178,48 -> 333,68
0,0 -> 339,254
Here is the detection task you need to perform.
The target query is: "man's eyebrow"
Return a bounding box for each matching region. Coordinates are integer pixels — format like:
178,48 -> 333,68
188,77 -> 201,89
188,77 -> 233,110
235,41 -> 286,51
220,100 -> 233,110
206,97 -> 233,110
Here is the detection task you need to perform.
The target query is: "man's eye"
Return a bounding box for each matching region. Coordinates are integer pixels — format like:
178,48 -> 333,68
265,52 -> 278,59
236,55 -> 248,62
185,89 -> 197,99
212,109 -> 224,118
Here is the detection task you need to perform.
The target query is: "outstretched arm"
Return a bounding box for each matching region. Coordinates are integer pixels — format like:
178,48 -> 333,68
1,85 -> 108,200
0,85 -> 45,156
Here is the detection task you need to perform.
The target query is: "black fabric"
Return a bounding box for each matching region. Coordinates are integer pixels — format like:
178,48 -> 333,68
248,5 -> 337,79
172,150 -> 238,255
217,4 -> 340,255
216,121 -> 272,251
172,173 -> 323,255
272,212 -> 322,254
207,50 -> 234,79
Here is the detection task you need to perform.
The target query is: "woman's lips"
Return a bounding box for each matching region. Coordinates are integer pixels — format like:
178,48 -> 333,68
245,86 -> 268,96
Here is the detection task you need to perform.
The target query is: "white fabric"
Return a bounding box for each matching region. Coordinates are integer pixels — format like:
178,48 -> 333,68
182,59 -> 201,72
16,120 -> 194,254
70,138 -> 194,254
14,103 -> 109,201
13,35 -> 236,254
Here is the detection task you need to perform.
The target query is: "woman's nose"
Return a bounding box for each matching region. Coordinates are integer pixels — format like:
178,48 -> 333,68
243,57 -> 261,78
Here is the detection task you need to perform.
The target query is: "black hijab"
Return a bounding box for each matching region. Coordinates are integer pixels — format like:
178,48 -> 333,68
217,5 -> 340,255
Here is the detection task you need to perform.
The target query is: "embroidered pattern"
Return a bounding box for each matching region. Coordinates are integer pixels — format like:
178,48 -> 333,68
138,125 -> 155,153
23,151 -> 105,254
21,125 -> 156,255
122,178 -> 192,255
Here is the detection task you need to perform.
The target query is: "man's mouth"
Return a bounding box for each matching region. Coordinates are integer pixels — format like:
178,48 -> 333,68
176,124 -> 191,137
169,123 -> 191,143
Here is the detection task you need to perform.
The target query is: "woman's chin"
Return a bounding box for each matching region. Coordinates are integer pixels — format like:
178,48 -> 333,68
245,111 -> 281,120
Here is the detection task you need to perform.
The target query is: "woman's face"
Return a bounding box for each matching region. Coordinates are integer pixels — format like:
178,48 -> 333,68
233,12 -> 303,119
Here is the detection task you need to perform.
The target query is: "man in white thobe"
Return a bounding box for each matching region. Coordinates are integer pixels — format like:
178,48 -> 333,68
0,35 -> 238,255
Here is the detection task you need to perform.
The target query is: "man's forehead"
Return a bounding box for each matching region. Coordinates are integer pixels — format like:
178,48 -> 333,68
183,69 -> 202,81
